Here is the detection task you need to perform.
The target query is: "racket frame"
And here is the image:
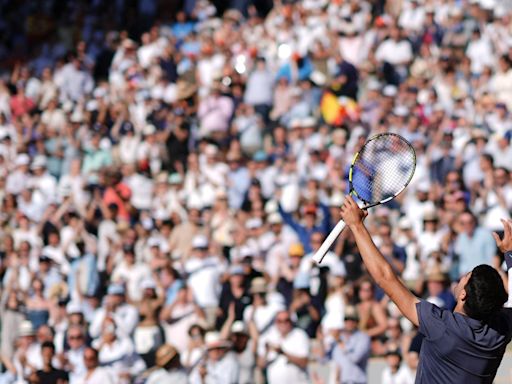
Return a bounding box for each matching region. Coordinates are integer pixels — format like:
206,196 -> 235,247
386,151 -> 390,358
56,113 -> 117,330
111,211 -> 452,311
313,133 -> 416,264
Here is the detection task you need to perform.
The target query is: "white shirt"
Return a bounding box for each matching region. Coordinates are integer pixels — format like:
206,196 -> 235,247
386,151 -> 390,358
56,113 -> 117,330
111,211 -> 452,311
42,244 -> 70,275
67,346 -> 87,384
147,369 -> 188,384
375,39 -> 413,66
89,304 -> 139,339
78,367 -> 115,384
92,337 -> 145,378
112,261 -> 151,301
6,170 -> 30,195
381,365 -> 416,384
258,327 -> 310,384
466,37 -> 494,75
203,352 -> 240,384
119,135 -> 140,164
185,256 -> 224,308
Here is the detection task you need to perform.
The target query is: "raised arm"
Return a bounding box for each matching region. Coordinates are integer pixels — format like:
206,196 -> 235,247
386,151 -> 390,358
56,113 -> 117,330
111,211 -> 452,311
340,196 -> 420,326
492,219 -> 512,307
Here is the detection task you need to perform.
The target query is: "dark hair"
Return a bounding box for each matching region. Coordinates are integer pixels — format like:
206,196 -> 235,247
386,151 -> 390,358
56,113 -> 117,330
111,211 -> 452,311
41,341 -> 55,351
463,265 -> 508,321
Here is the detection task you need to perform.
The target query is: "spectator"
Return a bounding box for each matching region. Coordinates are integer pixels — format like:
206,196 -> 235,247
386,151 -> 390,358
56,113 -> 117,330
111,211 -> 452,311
381,344 -> 414,384
191,331 -> 240,384
1,1 -> 512,382
454,210 -> 496,276
29,341 -> 69,384
332,305 -> 371,384
144,344 -> 187,384
81,347 -> 114,384
257,309 -> 310,384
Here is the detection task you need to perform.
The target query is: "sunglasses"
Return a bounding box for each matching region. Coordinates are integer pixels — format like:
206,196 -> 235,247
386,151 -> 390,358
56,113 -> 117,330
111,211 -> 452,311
276,318 -> 291,323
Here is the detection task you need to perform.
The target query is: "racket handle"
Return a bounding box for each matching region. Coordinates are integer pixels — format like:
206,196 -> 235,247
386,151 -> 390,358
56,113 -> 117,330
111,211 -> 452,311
312,219 -> 347,264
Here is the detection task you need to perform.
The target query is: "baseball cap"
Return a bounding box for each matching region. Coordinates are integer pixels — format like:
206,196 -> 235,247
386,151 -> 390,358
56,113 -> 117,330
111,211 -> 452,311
289,243 -> 305,257
192,234 -> 209,249
107,284 -> 125,296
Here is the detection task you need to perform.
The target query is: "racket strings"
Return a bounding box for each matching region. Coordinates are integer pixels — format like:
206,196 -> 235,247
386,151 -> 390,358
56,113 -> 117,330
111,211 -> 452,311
351,135 -> 415,204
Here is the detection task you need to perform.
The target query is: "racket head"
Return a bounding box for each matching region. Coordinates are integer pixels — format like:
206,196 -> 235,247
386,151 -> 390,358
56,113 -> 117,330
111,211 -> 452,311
348,133 -> 416,207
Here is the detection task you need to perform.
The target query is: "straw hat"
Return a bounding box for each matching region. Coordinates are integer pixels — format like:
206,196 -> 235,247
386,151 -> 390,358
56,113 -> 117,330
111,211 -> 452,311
18,320 -> 35,337
176,81 -> 197,101
249,277 -> 267,294
426,268 -> 448,283
205,331 -> 231,350
156,344 -> 179,367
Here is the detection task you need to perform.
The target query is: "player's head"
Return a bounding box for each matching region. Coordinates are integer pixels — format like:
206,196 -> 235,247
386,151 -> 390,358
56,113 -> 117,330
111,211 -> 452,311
456,265 -> 507,321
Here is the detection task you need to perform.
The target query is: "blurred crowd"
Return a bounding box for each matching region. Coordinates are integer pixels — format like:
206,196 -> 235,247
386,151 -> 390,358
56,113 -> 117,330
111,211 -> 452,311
0,0 -> 512,383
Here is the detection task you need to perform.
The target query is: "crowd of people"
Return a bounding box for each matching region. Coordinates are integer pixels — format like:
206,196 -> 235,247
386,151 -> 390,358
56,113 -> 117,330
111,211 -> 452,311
0,0 -> 512,383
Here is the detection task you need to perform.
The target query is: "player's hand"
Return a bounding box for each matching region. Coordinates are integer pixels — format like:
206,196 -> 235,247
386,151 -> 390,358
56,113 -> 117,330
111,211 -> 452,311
340,195 -> 367,227
493,219 -> 512,253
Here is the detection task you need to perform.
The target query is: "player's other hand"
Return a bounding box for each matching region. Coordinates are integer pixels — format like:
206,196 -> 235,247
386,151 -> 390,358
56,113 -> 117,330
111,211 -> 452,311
493,219 -> 512,253
340,195 -> 367,227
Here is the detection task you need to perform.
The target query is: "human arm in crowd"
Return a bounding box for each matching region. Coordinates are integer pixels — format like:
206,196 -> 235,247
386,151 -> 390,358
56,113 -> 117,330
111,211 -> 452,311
319,203 -> 331,234
336,333 -> 371,365
363,303 -> 388,338
340,196 -> 420,326
492,219 -> 512,307
219,302 -> 236,339
277,202 -> 304,234
279,348 -> 309,370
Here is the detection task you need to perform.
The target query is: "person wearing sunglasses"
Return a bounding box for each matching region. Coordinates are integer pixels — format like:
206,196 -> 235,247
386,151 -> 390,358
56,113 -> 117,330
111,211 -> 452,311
256,309 -> 310,384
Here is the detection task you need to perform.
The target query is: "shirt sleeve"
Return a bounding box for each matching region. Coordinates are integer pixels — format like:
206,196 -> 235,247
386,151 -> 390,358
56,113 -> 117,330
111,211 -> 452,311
416,300 -> 447,341
282,329 -> 309,358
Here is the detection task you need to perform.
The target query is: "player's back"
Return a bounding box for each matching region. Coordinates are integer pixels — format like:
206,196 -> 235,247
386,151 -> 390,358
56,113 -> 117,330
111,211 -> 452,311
415,300 -> 512,383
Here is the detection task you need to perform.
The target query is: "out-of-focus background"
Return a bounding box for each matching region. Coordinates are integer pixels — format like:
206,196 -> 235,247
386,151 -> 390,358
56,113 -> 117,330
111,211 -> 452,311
0,0 -> 512,383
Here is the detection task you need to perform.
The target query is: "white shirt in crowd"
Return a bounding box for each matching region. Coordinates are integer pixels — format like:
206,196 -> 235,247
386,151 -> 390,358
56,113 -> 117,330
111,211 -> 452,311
381,364 -> 416,384
112,261 -> 152,302
258,326 -> 310,384
185,256 -> 225,308
89,304 -> 139,339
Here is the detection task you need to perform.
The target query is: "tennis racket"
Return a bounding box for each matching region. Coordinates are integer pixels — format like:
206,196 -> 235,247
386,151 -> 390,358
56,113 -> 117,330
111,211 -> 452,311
313,133 -> 416,264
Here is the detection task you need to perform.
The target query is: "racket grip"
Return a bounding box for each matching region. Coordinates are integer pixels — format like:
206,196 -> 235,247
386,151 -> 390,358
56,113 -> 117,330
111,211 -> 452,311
312,219 -> 347,264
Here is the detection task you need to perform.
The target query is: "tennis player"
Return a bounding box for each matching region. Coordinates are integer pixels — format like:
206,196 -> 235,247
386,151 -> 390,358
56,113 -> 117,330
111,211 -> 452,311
340,195 -> 512,384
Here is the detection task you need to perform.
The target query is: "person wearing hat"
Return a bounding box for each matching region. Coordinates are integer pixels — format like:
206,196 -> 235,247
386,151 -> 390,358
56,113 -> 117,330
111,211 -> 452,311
184,234 -> 225,329
242,277 -> 281,335
193,331 -> 239,384
332,305 -> 371,384
142,344 -> 187,384
30,154 -> 58,201
424,266 -> 456,311
2,320 -> 40,381
256,309 -> 310,384
276,243 -> 306,305
5,153 -> 30,195
89,284 -> 138,340
220,320 -> 256,384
